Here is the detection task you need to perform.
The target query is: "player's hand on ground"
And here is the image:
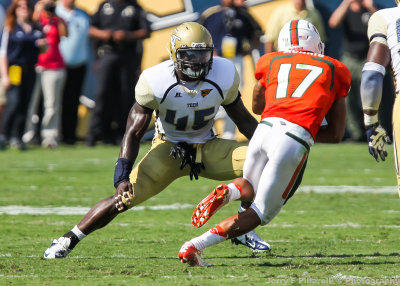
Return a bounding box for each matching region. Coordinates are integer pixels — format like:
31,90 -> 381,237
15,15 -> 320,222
365,123 -> 391,162
114,181 -> 134,212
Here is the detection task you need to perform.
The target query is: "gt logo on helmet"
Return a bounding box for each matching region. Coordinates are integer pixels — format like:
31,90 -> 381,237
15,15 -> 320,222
169,22 -> 214,79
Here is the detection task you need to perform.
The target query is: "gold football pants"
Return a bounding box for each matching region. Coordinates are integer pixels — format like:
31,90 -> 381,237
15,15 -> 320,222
393,91 -> 400,196
128,136 -> 247,207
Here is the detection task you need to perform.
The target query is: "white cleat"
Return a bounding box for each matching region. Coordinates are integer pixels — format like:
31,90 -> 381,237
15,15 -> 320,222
231,230 -> 271,253
43,237 -> 72,259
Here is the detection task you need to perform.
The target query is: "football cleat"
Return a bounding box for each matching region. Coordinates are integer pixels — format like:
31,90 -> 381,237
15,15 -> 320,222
192,184 -> 229,228
43,237 -> 72,259
231,230 -> 271,252
178,241 -> 211,267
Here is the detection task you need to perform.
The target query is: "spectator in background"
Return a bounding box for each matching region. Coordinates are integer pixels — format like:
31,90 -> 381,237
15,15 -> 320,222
0,4 -> 6,132
264,0 -> 326,54
198,0 -> 262,140
24,0 -> 67,149
328,0 -> 381,142
56,0 -> 90,145
85,0 -> 151,147
0,0 -> 42,150
0,4 -> 4,28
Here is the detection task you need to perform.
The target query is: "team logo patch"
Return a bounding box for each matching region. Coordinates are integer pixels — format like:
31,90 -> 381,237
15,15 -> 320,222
201,89 -> 212,97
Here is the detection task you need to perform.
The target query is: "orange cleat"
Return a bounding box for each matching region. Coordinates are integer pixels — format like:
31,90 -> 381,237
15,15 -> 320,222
192,184 -> 229,228
178,241 -> 211,267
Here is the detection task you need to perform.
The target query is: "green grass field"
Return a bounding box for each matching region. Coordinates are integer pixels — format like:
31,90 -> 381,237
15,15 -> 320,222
1,142 -> 399,285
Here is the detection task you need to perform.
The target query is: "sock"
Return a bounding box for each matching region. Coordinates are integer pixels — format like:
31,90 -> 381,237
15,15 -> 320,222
63,225 -> 86,250
72,225 -> 87,240
227,183 -> 242,201
191,225 -> 227,251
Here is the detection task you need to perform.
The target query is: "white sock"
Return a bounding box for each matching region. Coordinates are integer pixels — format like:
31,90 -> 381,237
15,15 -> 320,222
227,183 -> 241,201
191,227 -> 227,251
72,225 -> 87,241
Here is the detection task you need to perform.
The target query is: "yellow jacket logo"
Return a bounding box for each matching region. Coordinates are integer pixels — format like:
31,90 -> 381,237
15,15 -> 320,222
201,89 -> 212,97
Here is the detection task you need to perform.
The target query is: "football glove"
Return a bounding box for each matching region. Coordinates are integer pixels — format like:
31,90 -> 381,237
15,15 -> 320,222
365,123 -> 391,162
170,142 -> 205,180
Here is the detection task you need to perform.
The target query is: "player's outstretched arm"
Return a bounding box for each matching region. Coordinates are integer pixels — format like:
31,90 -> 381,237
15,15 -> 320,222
224,95 -> 258,140
114,103 -> 153,211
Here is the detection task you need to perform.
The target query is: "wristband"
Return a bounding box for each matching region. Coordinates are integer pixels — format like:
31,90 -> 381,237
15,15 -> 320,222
364,114 -> 378,127
114,158 -> 133,188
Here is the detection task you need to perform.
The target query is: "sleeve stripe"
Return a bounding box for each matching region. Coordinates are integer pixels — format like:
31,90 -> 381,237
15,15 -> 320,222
222,91 -> 241,107
369,33 -> 387,42
137,103 -> 154,113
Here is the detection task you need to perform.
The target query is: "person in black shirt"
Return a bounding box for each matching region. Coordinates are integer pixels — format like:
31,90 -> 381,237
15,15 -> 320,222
86,0 -> 151,146
329,0 -> 394,142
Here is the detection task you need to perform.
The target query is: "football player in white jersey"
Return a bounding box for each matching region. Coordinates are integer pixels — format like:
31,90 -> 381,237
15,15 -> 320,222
360,1 -> 400,195
43,22 -> 270,259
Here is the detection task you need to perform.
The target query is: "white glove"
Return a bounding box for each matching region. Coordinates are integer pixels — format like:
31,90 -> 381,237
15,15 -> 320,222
365,123 -> 391,162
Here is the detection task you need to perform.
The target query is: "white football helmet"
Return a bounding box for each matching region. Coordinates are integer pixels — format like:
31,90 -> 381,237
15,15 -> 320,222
278,19 -> 325,54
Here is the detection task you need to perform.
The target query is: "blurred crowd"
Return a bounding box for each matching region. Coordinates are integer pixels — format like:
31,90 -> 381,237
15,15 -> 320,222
0,0 -> 395,150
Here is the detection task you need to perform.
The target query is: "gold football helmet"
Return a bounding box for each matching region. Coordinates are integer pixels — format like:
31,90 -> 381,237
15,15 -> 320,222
397,0 -> 399,6
169,22 -> 214,79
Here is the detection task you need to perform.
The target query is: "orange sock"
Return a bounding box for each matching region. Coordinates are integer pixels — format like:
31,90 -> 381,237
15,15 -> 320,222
210,225 -> 227,238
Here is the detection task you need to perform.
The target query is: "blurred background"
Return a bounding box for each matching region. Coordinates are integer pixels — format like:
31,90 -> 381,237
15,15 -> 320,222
0,0 -> 396,144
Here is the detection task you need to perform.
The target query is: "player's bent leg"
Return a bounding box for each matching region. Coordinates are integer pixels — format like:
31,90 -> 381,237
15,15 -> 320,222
44,196 -> 120,259
129,136 -> 186,206
44,138 -> 185,259
181,210 -> 263,265
228,207 -> 271,252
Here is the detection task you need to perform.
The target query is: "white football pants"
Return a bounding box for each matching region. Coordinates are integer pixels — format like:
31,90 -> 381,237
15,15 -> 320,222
246,117 -> 314,225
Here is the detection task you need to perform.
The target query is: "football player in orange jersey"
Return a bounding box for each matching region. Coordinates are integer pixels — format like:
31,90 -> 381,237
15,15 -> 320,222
179,19 -> 351,266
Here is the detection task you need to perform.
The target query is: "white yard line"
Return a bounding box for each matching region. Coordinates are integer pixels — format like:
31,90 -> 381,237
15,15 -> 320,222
0,203 -> 193,215
298,185 -> 397,194
0,186 -> 398,215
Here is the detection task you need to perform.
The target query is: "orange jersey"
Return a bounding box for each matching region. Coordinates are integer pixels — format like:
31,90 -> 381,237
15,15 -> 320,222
255,51 -> 351,139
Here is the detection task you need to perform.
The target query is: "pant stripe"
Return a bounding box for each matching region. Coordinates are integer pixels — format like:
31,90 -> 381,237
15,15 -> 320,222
281,153 -> 308,199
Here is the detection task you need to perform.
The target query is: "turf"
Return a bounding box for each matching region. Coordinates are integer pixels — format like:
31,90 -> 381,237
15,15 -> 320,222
0,142 -> 399,285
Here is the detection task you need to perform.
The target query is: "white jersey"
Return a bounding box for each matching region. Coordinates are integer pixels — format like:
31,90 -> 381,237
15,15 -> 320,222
368,7 -> 400,91
135,57 -> 240,144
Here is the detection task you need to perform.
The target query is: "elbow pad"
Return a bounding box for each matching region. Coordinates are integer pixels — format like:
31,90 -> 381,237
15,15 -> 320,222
360,62 -> 385,111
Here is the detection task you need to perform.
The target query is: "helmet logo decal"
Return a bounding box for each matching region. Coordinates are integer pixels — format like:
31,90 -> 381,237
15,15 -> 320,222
171,33 -> 181,52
